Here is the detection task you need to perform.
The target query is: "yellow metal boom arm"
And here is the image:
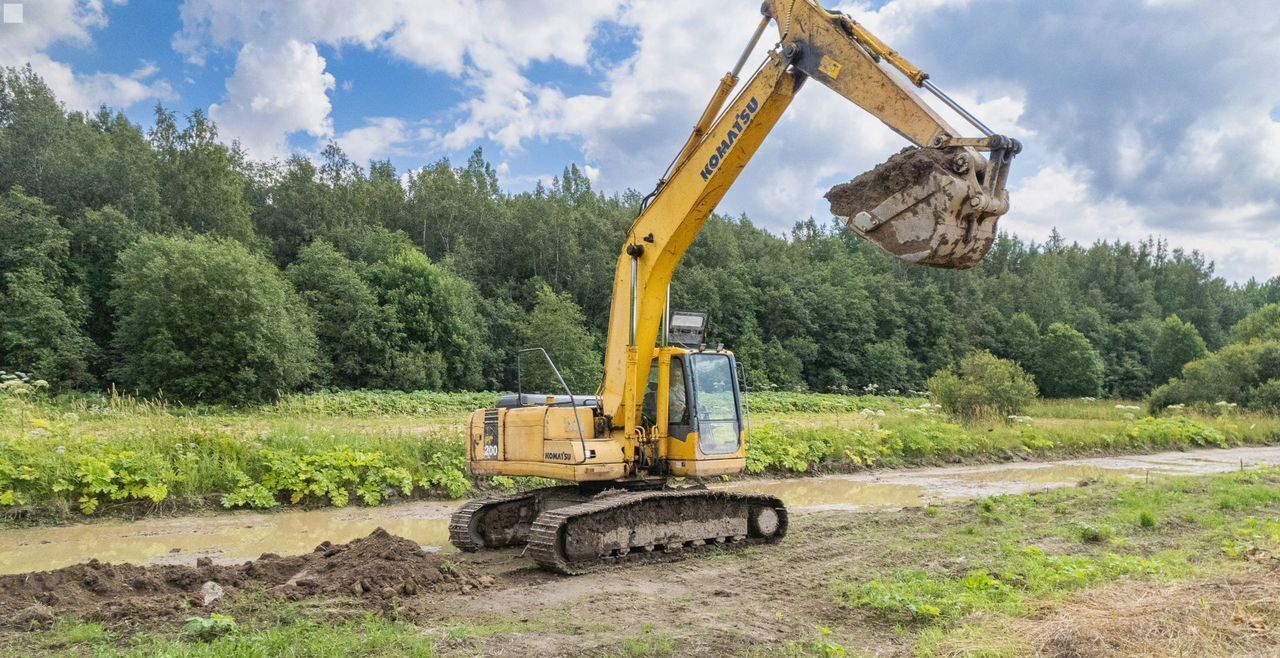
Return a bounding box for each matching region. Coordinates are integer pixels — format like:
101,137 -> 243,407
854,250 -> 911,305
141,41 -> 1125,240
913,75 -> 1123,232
598,0 -> 1017,433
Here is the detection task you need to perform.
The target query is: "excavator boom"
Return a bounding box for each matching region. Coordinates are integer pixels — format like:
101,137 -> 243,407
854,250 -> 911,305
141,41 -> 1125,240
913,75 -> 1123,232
600,0 -> 1020,435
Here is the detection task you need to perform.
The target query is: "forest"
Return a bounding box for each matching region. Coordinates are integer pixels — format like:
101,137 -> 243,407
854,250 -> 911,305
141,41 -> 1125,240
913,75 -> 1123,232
2,65 -> 1278,405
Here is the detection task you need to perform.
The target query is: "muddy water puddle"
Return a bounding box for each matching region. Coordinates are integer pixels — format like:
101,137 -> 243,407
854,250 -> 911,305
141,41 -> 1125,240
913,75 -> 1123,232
717,464 -> 1139,511
719,445 -> 1280,511
0,502 -> 457,576
719,479 -> 926,511
4,445 -> 1279,575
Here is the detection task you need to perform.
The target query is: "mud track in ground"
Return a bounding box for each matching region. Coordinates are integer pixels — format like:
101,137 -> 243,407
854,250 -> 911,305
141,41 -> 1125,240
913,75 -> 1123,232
4,507 -> 1280,656
0,509 -> 986,655
6,448 -> 1280,656
419,513 -> 912,656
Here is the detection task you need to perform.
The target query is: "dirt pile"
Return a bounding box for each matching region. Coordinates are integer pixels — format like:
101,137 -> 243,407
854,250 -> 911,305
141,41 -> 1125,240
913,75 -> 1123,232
825,146 -> 955,218
1,528 -> 481,627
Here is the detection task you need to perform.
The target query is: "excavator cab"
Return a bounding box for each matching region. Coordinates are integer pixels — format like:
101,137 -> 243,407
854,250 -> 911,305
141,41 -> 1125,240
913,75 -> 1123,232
642,347 -> 747,477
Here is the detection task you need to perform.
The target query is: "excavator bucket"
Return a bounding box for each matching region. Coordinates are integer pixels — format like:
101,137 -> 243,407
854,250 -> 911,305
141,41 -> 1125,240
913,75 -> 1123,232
826,146 -> 1010,270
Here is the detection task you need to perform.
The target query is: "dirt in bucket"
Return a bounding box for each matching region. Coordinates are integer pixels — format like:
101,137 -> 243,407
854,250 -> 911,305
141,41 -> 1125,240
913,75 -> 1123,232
824,146 -> 956,218
1,528 -> 483,628
824,145 -> 1002,270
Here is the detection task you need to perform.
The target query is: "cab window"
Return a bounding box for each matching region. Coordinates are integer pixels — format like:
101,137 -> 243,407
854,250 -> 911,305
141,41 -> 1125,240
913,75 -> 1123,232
667,358 -> 687,424
690,354 -> 737,422
642,357 -> 688,426
690,353 -> 740,455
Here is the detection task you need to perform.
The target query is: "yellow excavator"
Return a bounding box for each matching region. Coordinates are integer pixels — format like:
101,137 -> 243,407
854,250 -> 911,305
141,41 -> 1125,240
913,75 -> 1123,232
449,0 -> 1020,573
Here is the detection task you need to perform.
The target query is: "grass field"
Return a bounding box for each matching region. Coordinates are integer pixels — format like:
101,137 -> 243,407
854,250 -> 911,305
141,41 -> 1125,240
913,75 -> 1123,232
2,388 -> 1278,523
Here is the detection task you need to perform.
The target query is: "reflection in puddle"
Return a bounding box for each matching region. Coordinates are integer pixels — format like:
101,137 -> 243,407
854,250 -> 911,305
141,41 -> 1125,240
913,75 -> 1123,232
718,479 -> 925,511
4,444 -> 1278,576
0,505 -> 455,575
939,465 -> 1143,484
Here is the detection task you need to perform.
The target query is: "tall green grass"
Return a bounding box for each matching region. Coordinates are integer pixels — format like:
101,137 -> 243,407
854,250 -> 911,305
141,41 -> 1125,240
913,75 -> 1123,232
0,391 -> 472,519
2,390 -> 1277,521
745,400 -> 1280,474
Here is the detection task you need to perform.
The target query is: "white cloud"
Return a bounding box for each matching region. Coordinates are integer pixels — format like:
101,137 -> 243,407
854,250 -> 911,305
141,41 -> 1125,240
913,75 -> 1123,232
1009,161 -> 1145,239
543,0 -> 1280,281
174,0 -> 401,63
0,0 -> 104,56
524,0 -> 1028,231
210,40 -> 335,160
887,0 -> 1280,211
1008,160 -> 1280,282
335,117 -> 434,166
845,0 -> 972,42
396,0 -> 622,150
20,53 -> 175,110
171,0 -> 1280,281
177,0 -> 622,158
0,0 -> 172,111
131,61 -> 160,80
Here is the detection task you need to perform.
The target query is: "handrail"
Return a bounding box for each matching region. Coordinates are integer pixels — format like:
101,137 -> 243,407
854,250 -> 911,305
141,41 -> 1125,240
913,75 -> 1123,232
516,348 -> 590,466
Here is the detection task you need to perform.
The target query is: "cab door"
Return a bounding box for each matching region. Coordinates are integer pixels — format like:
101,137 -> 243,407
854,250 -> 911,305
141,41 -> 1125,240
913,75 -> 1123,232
642,355 -> 692,440
686,352 -> 743,456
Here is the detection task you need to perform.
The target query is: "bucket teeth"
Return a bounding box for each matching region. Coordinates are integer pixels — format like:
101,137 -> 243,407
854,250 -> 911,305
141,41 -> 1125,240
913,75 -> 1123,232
827,146 -> 1008,270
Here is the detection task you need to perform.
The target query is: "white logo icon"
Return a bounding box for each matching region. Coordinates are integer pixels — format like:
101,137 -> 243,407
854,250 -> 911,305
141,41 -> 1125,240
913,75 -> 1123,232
2,4 -> 22,24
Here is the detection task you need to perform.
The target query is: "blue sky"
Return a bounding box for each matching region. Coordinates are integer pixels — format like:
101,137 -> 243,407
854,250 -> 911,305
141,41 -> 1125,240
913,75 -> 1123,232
2,0 -> 1279,282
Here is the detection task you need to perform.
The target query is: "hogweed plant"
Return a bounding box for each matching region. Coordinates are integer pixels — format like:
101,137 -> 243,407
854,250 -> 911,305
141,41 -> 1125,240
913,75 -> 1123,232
1,371 -> 49,432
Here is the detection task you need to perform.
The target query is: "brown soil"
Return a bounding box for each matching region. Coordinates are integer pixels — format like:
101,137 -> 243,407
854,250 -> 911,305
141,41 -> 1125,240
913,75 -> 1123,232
936,571 -> 1280,658
825,146 -> 955,217
5,457 -> 1280,656
1,528 -> 481,627
391,511 -> 940,657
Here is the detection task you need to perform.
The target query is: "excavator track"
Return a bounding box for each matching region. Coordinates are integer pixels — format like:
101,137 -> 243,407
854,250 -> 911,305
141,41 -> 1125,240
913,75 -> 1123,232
449,485 -> 583,552
527,489 -> 787,575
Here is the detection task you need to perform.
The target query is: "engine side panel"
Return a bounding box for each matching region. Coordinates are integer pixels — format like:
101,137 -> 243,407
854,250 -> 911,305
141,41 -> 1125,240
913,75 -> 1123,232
467,405 -> 628,482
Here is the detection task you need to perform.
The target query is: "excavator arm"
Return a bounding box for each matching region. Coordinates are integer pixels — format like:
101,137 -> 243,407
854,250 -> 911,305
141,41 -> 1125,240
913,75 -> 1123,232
599,0 -> 1021,433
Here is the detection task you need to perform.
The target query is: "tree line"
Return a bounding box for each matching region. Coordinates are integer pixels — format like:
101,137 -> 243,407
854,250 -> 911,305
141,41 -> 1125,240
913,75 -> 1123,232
2,66 -> 1277,404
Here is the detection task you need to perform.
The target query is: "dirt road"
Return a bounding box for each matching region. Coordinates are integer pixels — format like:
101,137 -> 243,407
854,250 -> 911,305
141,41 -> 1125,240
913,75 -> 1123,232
4,446 -> 1280,657
3,445 -> 1278,576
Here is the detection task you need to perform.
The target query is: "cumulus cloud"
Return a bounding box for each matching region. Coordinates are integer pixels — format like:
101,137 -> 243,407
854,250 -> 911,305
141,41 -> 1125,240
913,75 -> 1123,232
0,0 -> 173,110
174,0 -> 401,61
886,0 -> 1280,210
864,0 -> 1280,279
539,0 -> 1026,225
176,0 -> 622,158
1010,160 -> 1280,282
172,0 -> 1280,280
335,118 -> 434,166
209,41 -> 335,160
541,0 -> 1280,280
19,53 -> 175,110
0,0 -> 106,56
